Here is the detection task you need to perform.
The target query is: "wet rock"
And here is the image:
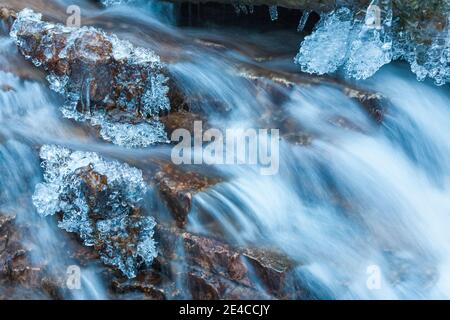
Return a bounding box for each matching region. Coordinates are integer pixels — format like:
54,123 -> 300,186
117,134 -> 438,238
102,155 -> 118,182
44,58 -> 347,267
160,110 -> 207,137
343,87 -> 385,123
0,7 -> 16,28
241,247 -> 307,298
0,213 -> 64,299
154,225 -> 307,299
237,65 -> 315,146
153,164 -> 221,228
111,270 -> 170,299
0,84 -> 15,92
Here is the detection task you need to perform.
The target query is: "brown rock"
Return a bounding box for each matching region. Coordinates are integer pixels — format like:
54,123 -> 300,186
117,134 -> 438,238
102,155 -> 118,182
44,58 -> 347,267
154,225 -> 306,299
153,164 -> 220,228
160,110 -> 207,137
343,87 -> 385,123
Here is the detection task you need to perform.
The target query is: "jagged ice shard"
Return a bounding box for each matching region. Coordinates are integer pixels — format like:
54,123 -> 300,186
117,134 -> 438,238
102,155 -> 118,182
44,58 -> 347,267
32,145 -> 157,278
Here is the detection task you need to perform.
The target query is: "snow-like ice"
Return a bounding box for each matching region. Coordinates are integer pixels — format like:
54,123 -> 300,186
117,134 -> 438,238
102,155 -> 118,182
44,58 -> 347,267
32,145 -> 157,278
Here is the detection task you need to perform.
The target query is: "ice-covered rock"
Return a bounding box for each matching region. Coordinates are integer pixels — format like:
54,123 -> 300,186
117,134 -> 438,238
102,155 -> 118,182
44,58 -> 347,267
405,16 -> 450,86
32,145 -> 157,278
10,8 -> 171,147
295,1 -> 450,85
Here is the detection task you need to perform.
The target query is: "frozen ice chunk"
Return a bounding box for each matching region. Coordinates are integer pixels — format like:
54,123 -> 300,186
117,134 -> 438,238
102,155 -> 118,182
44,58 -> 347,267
90,112 -> 169,148
295,8 -> 354,75
345,29 -> 393,80
407,19 -> 450,86
32,145 -> 157,278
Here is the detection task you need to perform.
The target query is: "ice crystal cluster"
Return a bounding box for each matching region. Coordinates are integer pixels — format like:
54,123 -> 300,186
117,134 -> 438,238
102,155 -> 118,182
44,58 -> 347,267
10,8 -> 170,147
101,0 -> 134,6
295,1 -> 450,85
269,6 -> 278,21
233,3 -> 254,15
32,145 -> 157,278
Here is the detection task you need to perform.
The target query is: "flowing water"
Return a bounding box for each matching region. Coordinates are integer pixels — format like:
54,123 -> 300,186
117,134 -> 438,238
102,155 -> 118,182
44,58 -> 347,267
0,0 -> 449,299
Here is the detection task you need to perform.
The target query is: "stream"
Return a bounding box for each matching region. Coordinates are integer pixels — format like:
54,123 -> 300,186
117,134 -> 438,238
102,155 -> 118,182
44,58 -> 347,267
0,0 -> 450,299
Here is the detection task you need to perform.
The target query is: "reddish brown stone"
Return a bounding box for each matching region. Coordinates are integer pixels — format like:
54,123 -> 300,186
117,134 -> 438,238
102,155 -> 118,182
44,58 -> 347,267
159,110 -> 207,137
344,87 -> 385,123
153,164 -> 220,228
154,225 -> 306,299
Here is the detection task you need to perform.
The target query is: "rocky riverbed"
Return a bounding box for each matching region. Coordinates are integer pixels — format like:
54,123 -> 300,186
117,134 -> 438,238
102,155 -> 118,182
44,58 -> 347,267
1,1 -> 450,300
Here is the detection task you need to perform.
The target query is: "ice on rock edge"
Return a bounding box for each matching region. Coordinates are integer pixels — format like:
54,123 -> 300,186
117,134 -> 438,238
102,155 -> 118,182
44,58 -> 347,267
91,113 -> 170,147
32,145 -> 157,278
406,16 -> 450,86
10,8 -> 171,147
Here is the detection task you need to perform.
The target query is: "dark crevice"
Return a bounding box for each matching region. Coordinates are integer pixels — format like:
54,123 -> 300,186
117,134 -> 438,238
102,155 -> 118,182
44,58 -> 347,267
174,3 -> 320,33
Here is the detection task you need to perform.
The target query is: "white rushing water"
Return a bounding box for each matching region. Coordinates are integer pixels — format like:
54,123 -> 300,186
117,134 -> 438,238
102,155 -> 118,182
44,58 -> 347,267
188,65 -> 450,299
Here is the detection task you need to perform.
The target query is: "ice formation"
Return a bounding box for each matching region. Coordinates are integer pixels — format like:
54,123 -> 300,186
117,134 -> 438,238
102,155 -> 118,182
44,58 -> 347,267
405,15 -> 450,86
297,10 -> 311,32
345,0 -> 393,80
295,1 -> 450,85
269,6 -> 278,21
91,114 -> 169,147
10,8 -> 171,147
233,3 -> 254,15
32,145 -> 157,278
295,8 -> 354,75
101,0 -> 135,6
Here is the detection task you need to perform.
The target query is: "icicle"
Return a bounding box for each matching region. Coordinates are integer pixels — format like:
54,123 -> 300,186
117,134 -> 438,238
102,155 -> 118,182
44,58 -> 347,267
239,4 -> 249,15
232,3 -> 241,15
269,5 -> 278,21
297,10 -> 311,32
